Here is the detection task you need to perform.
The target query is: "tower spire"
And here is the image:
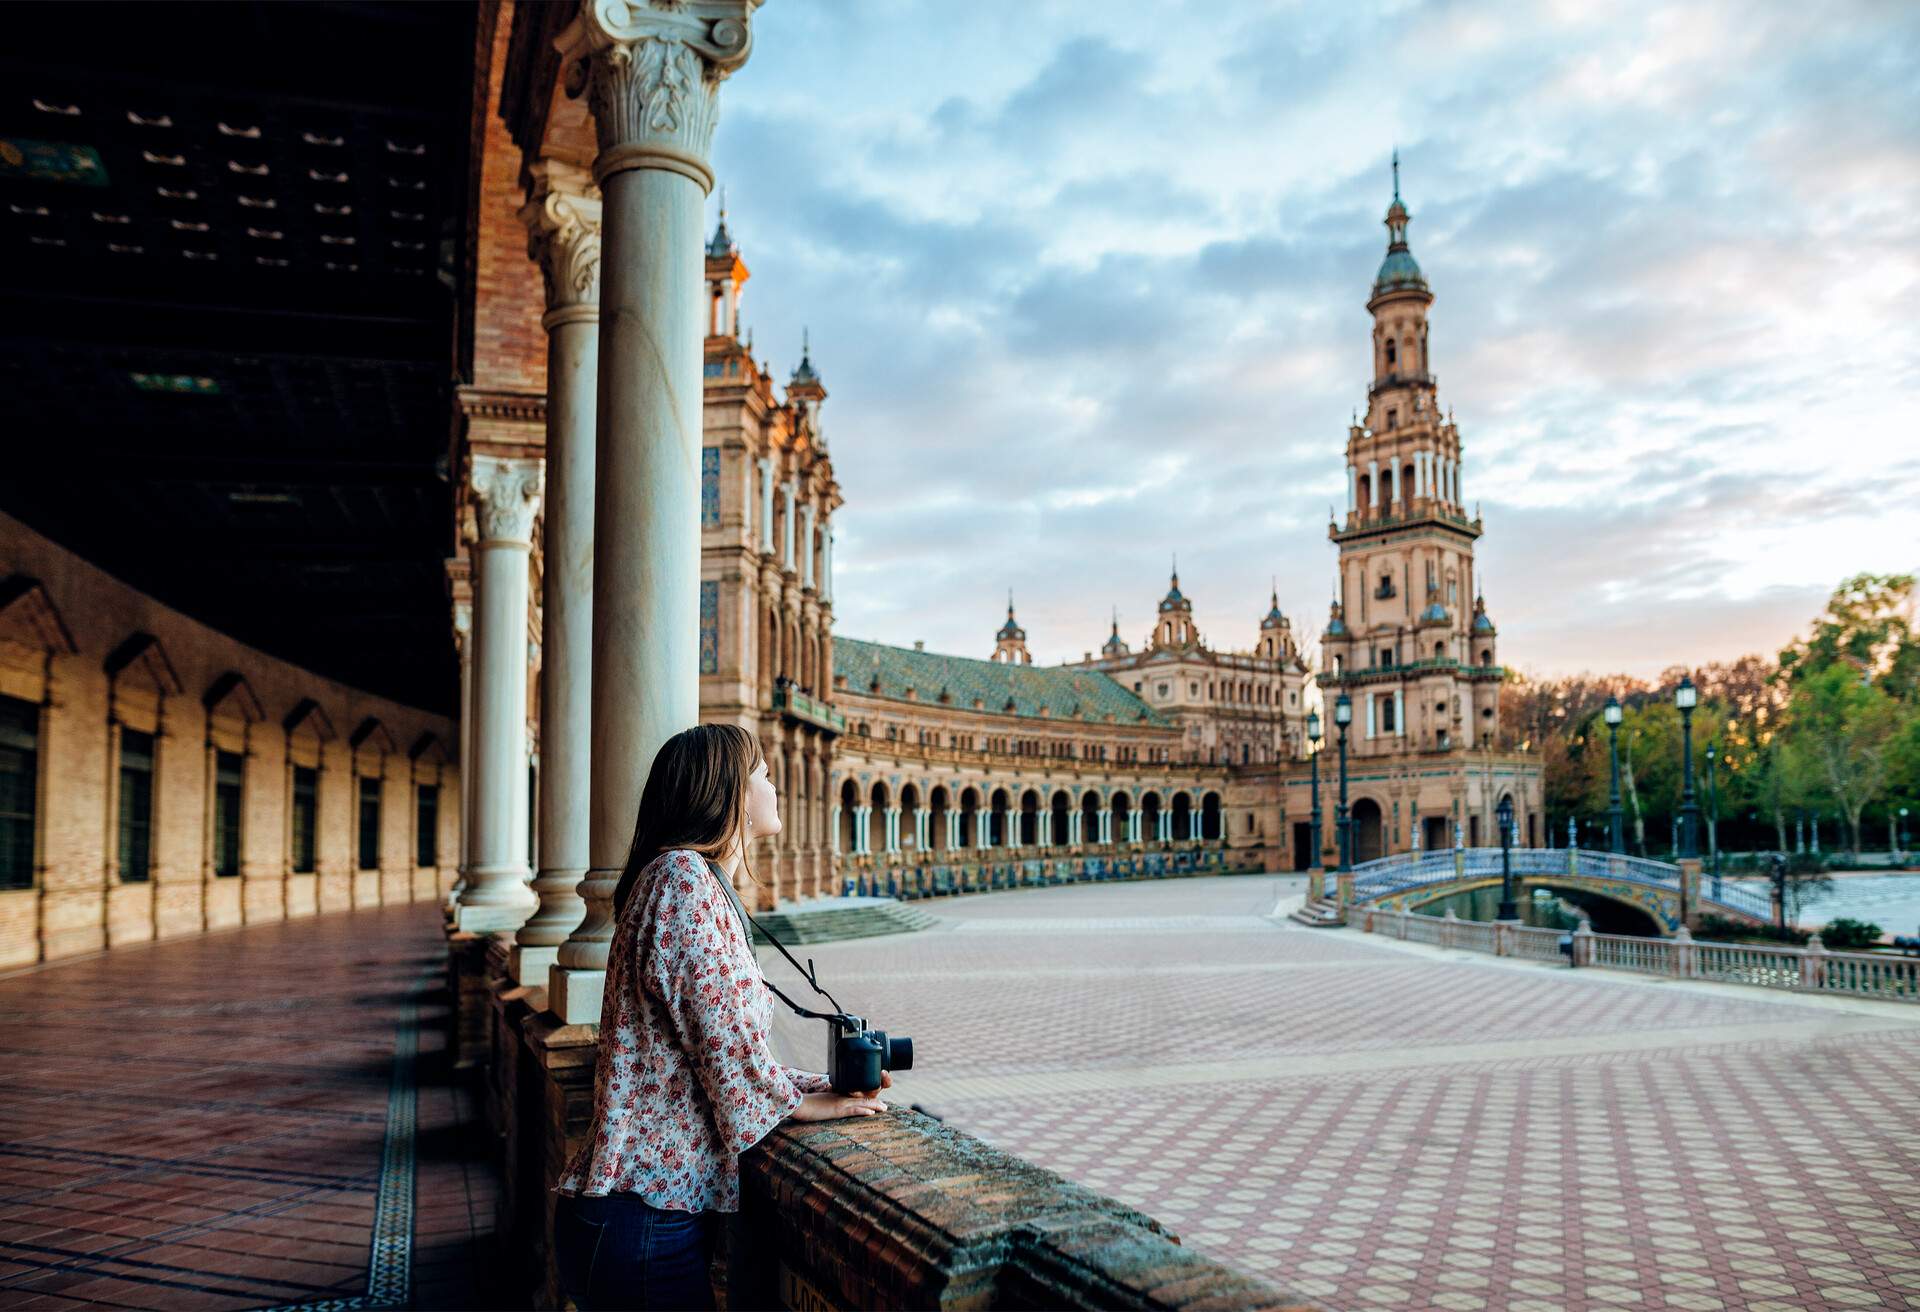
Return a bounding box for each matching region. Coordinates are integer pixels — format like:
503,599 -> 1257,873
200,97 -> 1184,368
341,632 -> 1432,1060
1391,147 -> 1400,202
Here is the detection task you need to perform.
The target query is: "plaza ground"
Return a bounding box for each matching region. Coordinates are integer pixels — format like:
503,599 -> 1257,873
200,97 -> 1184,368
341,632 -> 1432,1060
3,877 -> 1918,1310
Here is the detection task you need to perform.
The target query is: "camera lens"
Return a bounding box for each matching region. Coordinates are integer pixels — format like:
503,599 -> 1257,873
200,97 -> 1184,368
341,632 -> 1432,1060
885,1035 -> 913,1071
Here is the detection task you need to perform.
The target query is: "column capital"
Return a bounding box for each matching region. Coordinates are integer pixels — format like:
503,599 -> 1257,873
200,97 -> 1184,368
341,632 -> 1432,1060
521,160 -> 603,326
557,1 -> 763,191
469,455 -> 546,546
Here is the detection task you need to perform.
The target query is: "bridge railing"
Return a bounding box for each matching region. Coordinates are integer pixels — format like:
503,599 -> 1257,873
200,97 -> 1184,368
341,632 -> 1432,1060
1348,848 -> 1774,924
1358,907 -> 1919,1003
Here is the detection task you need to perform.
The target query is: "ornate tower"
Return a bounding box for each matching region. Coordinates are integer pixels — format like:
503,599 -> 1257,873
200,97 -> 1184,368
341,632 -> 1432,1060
1151,569 -> 1196,650
1322,157 -> 1502,756
991,596 -> 1031,664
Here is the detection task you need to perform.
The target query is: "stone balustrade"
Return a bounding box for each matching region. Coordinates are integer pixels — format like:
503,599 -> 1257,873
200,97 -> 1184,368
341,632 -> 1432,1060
1358,906 -> 1920,1003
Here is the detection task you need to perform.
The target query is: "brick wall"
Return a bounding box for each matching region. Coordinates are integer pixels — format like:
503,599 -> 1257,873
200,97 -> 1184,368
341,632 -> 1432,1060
0,512 -> 458,969
464,0 -> 546,398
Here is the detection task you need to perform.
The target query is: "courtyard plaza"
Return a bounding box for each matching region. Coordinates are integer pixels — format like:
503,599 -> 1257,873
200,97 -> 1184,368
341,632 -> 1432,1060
767,875 -> 1920,1312
1,879 -> 1916,1310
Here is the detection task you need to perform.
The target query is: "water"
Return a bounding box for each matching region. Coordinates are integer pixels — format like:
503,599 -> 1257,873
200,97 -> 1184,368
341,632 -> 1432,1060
1413,884 -> 1584,931
1724,873 -> 1920,936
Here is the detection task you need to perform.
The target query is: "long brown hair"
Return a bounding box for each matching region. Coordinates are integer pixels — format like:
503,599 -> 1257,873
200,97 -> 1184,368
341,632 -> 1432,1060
612,723 -> 766,920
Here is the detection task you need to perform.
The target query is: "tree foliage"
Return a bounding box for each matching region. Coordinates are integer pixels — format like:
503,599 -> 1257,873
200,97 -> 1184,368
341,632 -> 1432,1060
1521,575 -> 1920,857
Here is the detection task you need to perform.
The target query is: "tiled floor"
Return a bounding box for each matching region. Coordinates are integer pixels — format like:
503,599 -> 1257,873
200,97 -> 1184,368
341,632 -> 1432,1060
0,905 -> 501,1311
769,875 -> 1920,1311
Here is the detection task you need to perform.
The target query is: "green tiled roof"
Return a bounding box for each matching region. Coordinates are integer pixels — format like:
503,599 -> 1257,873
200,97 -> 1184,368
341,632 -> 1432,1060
835,637 -> 1170,726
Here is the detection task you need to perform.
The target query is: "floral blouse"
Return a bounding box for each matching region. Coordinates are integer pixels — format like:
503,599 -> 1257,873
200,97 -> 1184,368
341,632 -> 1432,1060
556,849 -> 830,1212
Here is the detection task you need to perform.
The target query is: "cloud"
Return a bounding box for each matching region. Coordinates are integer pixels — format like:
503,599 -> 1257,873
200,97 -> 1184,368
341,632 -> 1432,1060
715,0 -> 1920,676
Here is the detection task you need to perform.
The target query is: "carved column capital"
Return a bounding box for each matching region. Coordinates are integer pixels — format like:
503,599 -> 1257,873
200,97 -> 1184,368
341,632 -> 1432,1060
521,160 -> 603,326
469,455 -> 546,546
556,0 -> 762,191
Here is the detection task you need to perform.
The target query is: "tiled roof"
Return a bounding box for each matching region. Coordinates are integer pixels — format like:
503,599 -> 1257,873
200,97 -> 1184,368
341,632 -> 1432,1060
835,637 -> 1170,726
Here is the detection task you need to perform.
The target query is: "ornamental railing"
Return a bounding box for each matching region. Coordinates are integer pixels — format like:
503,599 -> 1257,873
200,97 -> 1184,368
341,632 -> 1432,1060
1346,847 -> 1770,922
1357,907 -> 1920,1004
771,685 -> 847,733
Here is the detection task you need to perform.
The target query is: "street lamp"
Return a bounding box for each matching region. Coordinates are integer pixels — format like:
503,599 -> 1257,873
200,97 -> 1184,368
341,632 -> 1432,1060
1900,807 -> 1909,861
1705,741 -> 1720,896
1333,692 -> 1353,873
1495,793 -> 1517,921
1675,674 -> 1699,860
1306,707 -> 1324,878
1604,695 -> 1624,854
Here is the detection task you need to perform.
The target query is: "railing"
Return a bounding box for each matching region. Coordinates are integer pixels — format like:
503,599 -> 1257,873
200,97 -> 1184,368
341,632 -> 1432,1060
1346,847 -> 1769,923
771,686 -> 847,733
1356,909 -> 1920,1003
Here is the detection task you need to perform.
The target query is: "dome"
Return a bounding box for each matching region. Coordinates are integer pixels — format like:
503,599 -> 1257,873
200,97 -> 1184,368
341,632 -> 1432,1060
1261,588 -> 1286,630
1158,569 -> 1189,613
1472,596 -> 1496,633
1375,247 -> 1425,291
1421,601 -> 1449,623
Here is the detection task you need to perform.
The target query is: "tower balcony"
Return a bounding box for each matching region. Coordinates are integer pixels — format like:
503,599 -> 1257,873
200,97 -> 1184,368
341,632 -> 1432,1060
1367,370 -> 1436,398
772,683 -> 847,734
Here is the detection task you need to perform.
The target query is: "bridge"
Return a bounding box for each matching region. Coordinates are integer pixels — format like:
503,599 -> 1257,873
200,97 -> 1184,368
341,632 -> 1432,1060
1301,847 -> 1775,935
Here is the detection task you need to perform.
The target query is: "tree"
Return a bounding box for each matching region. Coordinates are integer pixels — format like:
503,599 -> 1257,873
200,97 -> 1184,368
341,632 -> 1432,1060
1786,665 -> 1905,854
1780,572 -> 1920,697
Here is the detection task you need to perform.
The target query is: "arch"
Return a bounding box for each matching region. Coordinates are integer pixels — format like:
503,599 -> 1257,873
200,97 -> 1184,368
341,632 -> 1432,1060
1141,790 -> 1163,840
989,787 -> 1010,847
1351,797 -> 1385,863
0,576 -> 78,655
1110,791 -> 1133,842
202,671 -> 265,723
1435,641 -> 1446,660
1497,791 -> 1518,844
1356,474 -> 1371,509
1380,467 -> 1394,504
959,786 -> 980,849
1050,789 -> 1071,846
868,779 -> 890,811
759,603 -> 777,698
900,782 -> 920,850
1403,462 -> 1415,498
929,785 -> 950,852
1384,338 -> 1398,367
1172,791 -> 1193,840
1479,648 -> 1493,667
1201,791 -> 1222,841
1019,788 -> 1041,846
1079,790 -> 1101,846
838,778 -> 858,852
104,632 -> 183,697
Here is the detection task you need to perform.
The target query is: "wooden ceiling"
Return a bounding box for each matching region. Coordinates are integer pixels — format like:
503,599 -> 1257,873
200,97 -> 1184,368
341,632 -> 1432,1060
0,2 -> 474,713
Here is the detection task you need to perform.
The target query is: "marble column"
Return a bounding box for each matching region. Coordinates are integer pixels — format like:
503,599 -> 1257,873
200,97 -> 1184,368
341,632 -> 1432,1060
454,455 -> 544,933
780,481 -> 796,569
800,503 -> 816,589
551,0 -> 760,1024
446,598 -> 473,913
756,457 -> 774,552
517,165 -> 601,985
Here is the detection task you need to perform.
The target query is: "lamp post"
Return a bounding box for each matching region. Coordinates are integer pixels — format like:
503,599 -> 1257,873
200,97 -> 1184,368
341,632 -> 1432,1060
1675,674 -> 1699,860
1704,741 -> 1720,896
1334,693 -> 1353,874
1307,707 -> 1323,877
1604,695 -> 1624,855
1495,794 -> 1517,921
1899,807 -> 1909,861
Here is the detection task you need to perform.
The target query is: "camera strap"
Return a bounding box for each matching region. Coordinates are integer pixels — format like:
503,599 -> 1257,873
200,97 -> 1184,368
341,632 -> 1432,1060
703,858 -> 852,1025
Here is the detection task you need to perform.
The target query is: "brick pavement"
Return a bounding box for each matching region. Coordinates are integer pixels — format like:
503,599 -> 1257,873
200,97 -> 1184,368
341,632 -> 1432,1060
767,875 -> 1920,1311
0,904 -> 502,1311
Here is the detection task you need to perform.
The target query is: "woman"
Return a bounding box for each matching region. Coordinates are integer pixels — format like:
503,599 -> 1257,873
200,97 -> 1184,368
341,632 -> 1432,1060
553,724 -> 891,1310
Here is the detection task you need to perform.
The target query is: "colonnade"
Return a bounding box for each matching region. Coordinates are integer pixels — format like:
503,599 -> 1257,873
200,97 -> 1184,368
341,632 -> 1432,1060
450,2 -> 762,1026
831,790 -> 1210,855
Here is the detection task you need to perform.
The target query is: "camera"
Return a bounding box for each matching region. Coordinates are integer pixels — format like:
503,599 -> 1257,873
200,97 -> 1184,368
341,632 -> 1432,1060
826,1014 -> 912,1094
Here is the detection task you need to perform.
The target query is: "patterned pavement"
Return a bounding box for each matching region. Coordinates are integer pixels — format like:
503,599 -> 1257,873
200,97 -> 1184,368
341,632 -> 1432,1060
0,905 -> 502,1311
767,875 -> 1920,1311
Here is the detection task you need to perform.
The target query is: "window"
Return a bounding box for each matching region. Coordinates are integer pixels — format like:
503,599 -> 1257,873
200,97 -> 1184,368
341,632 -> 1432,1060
292,767 -> 318,873
1156,682 -> 1169,698
213,750 -> 243,877
357,775 -> 381,870
417,784 -> 439,867
118,728 -> 155,882
1385,339 -> 1397,366
1241,744 -> 1250,764
1381,697 -> 1397,733
1385,408 -> 1397,430
0,696 -> 36,890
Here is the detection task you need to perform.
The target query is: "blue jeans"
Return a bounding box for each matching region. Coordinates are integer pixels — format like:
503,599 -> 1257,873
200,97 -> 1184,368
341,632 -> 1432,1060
553,1193 -> 715,1311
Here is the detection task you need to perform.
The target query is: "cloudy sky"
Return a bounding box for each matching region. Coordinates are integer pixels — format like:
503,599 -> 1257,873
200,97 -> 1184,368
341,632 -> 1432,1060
711,1 -> 1920,681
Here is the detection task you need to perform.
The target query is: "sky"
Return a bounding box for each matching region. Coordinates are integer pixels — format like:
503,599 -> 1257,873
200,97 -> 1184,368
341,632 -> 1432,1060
709,1 -> 1920,681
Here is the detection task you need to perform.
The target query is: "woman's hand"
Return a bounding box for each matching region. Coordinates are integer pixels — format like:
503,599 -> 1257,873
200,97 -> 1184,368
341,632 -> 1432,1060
788,1089 -> 889,1122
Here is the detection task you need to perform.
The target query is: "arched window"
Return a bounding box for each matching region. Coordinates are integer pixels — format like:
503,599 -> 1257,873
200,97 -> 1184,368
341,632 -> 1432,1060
1480,649 -> 1493,667
1385,339 -> 1397,367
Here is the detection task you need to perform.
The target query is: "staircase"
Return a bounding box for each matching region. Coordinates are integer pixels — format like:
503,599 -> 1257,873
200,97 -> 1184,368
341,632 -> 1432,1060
1287,898 -> 1347,928
748,900 -> 942,946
